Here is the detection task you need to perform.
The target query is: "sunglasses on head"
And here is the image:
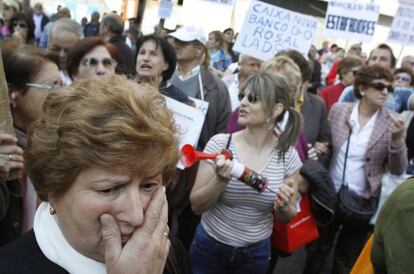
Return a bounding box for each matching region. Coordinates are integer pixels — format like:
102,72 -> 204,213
12,22 -> 27,28
81,57 -> 116,68
238,92 -> 259,103
369,82 -> 394,93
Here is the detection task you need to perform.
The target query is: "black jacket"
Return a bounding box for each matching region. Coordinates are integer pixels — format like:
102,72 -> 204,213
0,178 -> 23,247
300,159 -> 337,226
109,35 -> 136,78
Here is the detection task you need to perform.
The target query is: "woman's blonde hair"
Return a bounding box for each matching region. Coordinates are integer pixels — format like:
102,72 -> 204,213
261,56 -> 302,94
26,76 -> 179,200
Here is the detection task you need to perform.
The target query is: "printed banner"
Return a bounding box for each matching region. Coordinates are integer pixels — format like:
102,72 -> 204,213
233,1 -> 318,61
323,0 -> 380,42
388,4 -> 414,46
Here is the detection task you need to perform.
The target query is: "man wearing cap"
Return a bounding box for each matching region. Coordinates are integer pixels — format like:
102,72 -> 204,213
169,25 -> 231,149
168,25 -> 231,249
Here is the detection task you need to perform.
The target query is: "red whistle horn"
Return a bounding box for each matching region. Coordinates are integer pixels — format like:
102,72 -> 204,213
180,144 -> 232,168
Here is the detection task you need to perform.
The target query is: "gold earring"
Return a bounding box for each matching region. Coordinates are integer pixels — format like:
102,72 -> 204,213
49,206 -> 56,215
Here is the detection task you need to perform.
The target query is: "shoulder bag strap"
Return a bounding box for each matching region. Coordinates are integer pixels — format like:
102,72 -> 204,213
225,133 -> 232,149
341,132 -> 351,187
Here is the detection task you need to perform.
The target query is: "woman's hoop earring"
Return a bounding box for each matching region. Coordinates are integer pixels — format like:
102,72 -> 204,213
49,206 -> 56,215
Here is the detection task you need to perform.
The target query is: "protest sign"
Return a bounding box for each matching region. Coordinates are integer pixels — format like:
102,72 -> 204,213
233,1 -> 318,61
200,0 -> 235,7
323,0 -> 380,42
388,4 -> 414,46
159,0 -> 173,19
165,97 -> 206,169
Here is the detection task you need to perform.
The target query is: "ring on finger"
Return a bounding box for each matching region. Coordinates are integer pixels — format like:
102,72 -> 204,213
163,231 -> 169,238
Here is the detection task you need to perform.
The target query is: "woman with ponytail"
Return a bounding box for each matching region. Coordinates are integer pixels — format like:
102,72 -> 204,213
189,72 -> 303,274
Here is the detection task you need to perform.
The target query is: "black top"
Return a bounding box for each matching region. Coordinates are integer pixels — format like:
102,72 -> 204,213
109,35 -> 136,78
0,230 -> 192,274
0,230 -> 68,274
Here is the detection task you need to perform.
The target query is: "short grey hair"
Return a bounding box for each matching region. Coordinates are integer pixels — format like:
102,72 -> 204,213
48,19 -> 84,48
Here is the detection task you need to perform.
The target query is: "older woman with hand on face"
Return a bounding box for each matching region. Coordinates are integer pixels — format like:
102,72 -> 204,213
0,76 -> 191,274
190,73 -> 303,274
135,35 -> 193,105
0,41 -> 62,246
66,37 -> 117,81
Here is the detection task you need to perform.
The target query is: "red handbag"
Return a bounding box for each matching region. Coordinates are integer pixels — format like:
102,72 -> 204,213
272,194 -> 319,253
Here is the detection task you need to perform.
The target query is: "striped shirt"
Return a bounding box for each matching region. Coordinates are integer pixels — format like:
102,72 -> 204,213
201,133 -> 302,247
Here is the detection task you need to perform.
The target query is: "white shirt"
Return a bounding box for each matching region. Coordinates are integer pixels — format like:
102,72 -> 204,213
176,65 -> 200,81
222,73 -> 240,111
32,13 -> 43,40
330,102 -> 379,195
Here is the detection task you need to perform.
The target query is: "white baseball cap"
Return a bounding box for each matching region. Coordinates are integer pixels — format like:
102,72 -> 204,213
169,25 -> 206,45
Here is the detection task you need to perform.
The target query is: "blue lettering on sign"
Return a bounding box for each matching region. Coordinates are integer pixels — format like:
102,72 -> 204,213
326,14 -> 376,36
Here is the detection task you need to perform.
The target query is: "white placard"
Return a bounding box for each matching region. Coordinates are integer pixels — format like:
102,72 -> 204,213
159,0 -> 173,19
388,4 -> 414,46
200,0 -> 235,7
165,97 -> 207,169
233,1 -> 318,61
323,0 -> 380,42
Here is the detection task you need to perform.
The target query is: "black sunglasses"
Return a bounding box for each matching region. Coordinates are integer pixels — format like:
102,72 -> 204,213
81,57 -> 116,68
238,93 -> 259,103
369,82 -> 394,93
12,22 -> 28,28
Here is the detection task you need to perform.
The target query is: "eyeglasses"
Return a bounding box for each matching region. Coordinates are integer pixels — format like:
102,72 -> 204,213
238,92 -> 259,103
26,82 -> 63,91
395,75 -> 411,83
12,22 -> 28,28
369,82 -> 394,93
81,57 -> 117,68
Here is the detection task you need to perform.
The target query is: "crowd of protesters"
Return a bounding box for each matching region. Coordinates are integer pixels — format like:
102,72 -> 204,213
0,1 -> 414,274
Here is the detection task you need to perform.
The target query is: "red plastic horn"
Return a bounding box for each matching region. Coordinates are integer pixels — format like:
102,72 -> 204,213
180,144 -> 232,168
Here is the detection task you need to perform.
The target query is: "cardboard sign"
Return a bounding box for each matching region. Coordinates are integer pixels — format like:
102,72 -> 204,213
388,4 -> 414,46
159,0 -> 173,19
323,0 -> 380,42
165,97 -> 207,169
233,1 -> 318,61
